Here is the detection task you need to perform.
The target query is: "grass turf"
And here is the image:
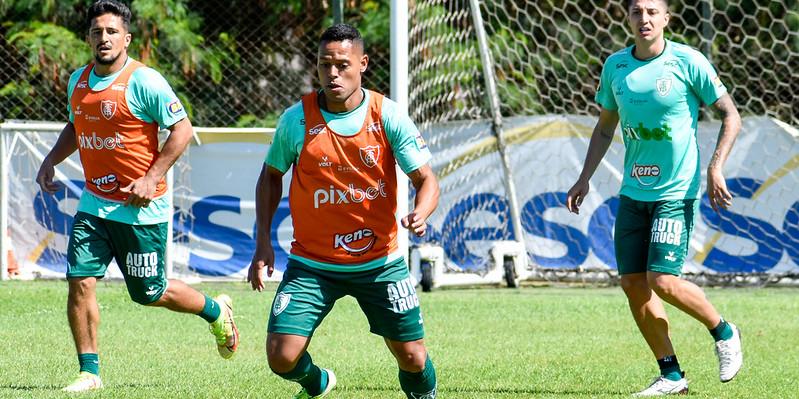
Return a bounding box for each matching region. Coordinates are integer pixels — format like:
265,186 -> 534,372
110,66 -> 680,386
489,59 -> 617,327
0,280 -> 796,398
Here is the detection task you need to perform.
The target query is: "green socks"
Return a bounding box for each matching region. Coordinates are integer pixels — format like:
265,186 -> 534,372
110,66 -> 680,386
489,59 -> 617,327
710,318 -> 734,342
197,295 -> 221,323
273,352 -> 326,396
78,353 -> 99,376
657,355 -> 682,381
398,356 -> 437,399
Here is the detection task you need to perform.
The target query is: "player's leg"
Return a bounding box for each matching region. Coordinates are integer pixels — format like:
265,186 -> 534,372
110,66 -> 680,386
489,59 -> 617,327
385,338 -> 437,399
267,260 -> 340,398
107,219 -> 238,358
62,212 -> 113,392
615,198 -> 687,395
620,274 -> 674,360
354,258 -> 437,398
646,199 -> 742,382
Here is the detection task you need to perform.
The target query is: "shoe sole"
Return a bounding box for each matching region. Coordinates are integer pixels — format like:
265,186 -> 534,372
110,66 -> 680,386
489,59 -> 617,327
215,294 -> 239,359
721,326 -> 742,383
319,369 -> 337,397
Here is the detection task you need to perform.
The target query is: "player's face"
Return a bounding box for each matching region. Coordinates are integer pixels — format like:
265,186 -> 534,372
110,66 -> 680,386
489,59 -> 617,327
627,0 -> 669,43
88,13 -> 131,66
317,40 -> 368,109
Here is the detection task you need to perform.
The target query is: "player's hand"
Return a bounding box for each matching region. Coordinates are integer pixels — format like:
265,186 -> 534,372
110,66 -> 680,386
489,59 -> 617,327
566,179 -> 589,214
707,167 -> 732,212
35,159 -> 62,194
121,175 -> 159,207
402,212 -> 428,237
248,245 -> 275,292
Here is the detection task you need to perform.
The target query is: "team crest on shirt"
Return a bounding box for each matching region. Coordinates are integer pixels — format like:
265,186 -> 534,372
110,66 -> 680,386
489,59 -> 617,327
272,293 -> 291,316
655,77 -> 672,97
359,145 -> 381,168
100,100 -> 117,120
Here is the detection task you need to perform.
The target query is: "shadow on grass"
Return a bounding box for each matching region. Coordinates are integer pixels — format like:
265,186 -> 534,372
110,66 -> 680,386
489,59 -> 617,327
348,384 -> 630,396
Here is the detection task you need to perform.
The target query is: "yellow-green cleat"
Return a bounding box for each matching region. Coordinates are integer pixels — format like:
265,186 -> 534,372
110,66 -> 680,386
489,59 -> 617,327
62,371 -> 103,393
293,369 -> 336,399
209,294 -> 239,359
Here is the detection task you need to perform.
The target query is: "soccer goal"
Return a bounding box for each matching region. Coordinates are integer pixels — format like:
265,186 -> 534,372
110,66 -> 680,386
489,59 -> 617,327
398,0 -> 799,288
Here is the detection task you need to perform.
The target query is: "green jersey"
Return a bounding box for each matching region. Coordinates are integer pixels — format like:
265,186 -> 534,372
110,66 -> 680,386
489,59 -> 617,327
595,40 -> 727,201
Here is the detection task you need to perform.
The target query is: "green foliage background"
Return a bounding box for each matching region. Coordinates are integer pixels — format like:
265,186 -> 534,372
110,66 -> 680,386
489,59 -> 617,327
0,0 -> 391,127
1,1 -> 797,127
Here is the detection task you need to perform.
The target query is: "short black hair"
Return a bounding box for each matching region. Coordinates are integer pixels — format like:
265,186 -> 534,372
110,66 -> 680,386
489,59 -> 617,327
87,0 -> 132,31
626,0 -> 669,9
319,23 -> 364,50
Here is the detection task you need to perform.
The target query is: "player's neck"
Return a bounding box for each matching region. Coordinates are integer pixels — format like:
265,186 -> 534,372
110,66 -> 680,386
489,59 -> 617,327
633,38 -> 666,60
93,54 -> 129,77
320,88 -> 364,113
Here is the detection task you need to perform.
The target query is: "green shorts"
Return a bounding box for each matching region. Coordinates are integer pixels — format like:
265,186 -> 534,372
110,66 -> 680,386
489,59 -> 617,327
268,258 -> 425,342
67,212 -> 168,304
614,196 -> 698,276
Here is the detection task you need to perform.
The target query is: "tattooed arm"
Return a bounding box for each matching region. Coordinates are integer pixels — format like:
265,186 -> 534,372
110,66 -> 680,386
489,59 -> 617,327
706,93 -> 741,212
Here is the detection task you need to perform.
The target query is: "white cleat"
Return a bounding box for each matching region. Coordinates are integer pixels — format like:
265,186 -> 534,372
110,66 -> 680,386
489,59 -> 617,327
715,322 -> 743,382
62,372 -> 103,392
293,369 -> 336,399
633,374 -> 688,396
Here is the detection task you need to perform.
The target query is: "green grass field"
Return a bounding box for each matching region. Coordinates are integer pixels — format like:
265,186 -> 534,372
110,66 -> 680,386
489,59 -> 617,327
1,280 -> 797,398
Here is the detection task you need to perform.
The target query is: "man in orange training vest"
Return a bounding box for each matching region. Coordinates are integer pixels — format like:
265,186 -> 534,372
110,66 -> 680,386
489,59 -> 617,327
249,24 -> 440,399
35,0 -> 238,392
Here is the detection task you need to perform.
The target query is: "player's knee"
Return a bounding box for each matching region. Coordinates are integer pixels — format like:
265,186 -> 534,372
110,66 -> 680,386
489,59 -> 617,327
620,274 -> 648,297
68,277 -> 96,298
648,273 -> 677,299
394,343 -> 427,372
267,351 -> 299,374
266,343 -> 301,373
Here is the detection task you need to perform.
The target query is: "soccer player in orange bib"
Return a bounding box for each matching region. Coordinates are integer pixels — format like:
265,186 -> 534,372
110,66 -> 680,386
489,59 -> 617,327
35,0 -> 238,392
249,24 -> 440,399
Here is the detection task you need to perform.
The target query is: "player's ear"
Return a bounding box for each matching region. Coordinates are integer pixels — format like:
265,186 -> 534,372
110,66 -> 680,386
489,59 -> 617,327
360,54 -> 368,73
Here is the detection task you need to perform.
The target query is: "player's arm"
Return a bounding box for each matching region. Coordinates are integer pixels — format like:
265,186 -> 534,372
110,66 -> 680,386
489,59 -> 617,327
403,164 -> 439,237
249,164 -> 285,291
36,122 -> 78,194
706,93 -> 741,212
122,117 -> 193,207
566,107 -> 619,214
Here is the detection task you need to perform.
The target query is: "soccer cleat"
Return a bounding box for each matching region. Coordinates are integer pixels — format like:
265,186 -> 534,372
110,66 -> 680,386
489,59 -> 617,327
209,294 -> 239,359
62,371 -> 103,392
293,369 -> 337,399
633,373 -> 688,396
715,322 -> 743,382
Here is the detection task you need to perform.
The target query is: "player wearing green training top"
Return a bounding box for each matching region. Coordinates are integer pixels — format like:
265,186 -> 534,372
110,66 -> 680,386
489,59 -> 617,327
566,0 -> 743,396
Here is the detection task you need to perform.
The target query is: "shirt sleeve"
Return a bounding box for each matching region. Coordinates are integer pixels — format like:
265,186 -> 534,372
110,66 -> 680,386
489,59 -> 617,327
127,67 -> 188,129
381,98 -> 432,174
265,106 -> 303,173
595,58 -> 618,111
66,67 -> 84,123
685,51 -> 727,106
